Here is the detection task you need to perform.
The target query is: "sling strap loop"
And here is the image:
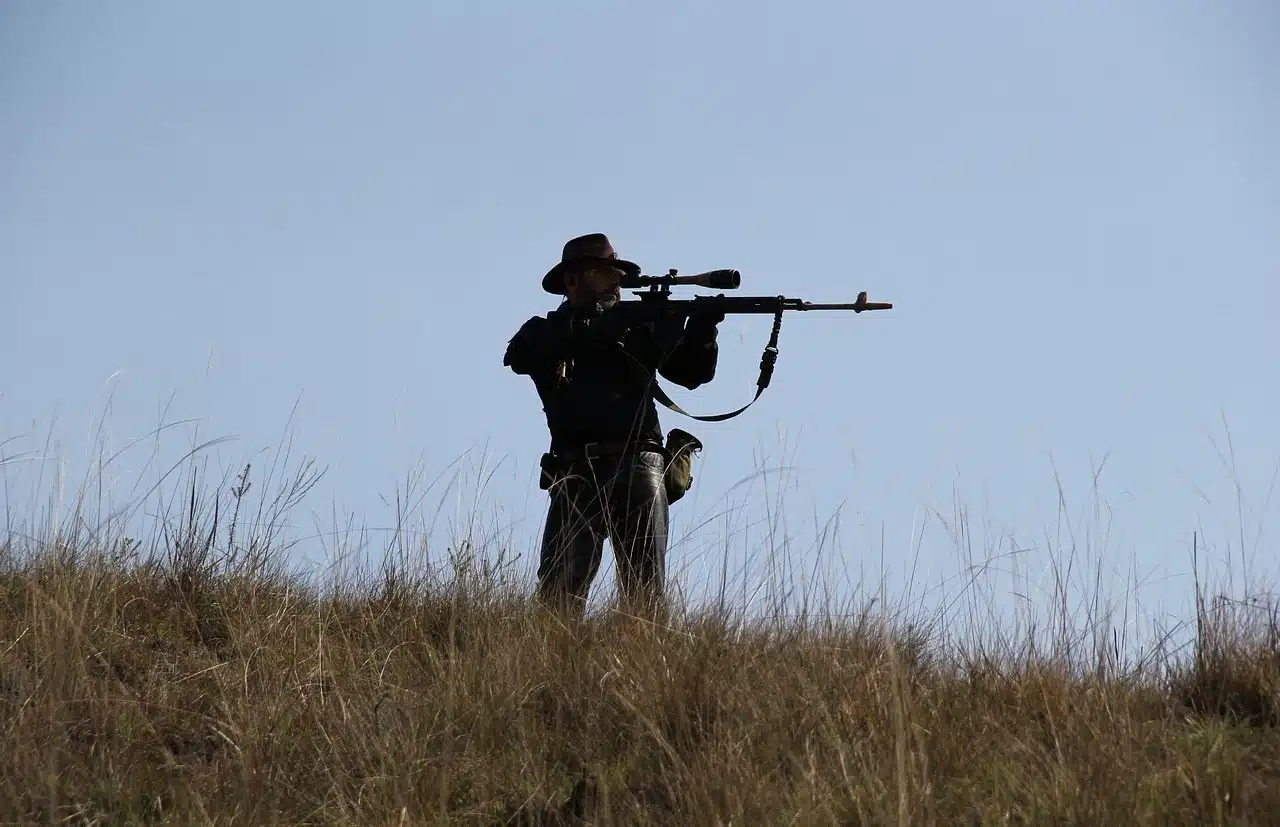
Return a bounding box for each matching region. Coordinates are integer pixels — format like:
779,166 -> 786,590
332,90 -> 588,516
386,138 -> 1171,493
628,306 -> 785,423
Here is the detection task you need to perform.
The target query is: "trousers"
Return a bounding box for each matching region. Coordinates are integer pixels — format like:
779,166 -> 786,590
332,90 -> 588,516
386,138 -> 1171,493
536,448 -> 669,616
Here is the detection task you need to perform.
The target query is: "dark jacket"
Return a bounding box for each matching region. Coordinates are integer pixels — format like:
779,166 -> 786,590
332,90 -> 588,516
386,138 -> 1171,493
504,300 -> 720,454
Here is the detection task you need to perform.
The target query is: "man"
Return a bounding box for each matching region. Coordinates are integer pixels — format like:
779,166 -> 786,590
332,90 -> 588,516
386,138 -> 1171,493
503,233 -> 725,618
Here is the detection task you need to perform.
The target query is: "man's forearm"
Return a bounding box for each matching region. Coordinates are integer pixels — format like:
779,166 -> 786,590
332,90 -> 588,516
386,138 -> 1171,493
658,326 -> 718,389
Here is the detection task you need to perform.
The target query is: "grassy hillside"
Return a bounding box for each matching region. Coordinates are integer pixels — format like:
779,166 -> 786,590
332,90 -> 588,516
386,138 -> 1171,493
1,456 -> 1277,825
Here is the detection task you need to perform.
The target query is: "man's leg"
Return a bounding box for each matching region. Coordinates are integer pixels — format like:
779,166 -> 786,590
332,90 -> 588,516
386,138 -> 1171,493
605,449 -> 670,617
536,475 -> 606,616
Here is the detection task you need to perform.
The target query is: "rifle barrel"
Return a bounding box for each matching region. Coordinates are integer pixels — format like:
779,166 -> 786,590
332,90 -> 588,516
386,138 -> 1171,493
620,292 -> 893,314
801,301 -> 894,311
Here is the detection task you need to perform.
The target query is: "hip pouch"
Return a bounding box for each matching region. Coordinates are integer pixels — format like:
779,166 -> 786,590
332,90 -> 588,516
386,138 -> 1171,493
663,428 -> 704,504
538,452 -> 563,491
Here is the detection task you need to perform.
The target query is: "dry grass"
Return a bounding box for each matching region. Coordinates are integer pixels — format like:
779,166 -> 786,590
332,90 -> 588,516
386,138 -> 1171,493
1,438 -> 1278,825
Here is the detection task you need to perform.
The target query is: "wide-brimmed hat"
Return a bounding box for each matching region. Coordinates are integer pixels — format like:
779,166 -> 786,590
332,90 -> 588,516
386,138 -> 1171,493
541,233 -> 641,294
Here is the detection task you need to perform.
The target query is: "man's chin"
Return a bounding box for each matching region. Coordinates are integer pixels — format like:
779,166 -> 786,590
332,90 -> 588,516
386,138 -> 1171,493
594,293 -> 621,311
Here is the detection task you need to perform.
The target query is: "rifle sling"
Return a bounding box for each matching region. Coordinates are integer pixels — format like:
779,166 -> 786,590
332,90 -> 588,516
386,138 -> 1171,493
625,307 -> 785,423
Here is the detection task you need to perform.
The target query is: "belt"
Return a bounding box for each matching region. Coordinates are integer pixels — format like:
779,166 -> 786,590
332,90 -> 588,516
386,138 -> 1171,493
554,439 -> 665,463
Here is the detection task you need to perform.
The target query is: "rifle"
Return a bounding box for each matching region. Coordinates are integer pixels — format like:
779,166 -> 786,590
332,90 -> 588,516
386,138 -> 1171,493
611,268 -> 894,422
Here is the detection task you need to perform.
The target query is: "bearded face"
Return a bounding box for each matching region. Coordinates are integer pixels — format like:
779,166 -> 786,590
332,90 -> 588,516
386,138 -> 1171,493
566,265 -> 623,313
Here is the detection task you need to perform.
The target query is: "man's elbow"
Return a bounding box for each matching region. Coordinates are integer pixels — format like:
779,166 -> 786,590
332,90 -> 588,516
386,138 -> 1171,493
503,346 -> 531,376
504,317 -> 550,377
665,356 -> 718,390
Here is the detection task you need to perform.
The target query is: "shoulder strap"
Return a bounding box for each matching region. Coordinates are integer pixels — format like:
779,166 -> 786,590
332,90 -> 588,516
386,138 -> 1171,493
625,308 -> 785,423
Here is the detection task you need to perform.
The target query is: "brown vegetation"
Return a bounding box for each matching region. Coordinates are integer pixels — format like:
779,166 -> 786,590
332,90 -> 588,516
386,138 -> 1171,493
1,455 -> 1277,825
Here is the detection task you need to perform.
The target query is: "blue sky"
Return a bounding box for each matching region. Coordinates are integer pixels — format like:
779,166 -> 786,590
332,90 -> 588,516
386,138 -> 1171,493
3,1 -> 1278,636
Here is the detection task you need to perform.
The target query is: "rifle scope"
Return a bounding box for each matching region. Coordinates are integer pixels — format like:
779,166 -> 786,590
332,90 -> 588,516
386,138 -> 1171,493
620,269 -> 741,290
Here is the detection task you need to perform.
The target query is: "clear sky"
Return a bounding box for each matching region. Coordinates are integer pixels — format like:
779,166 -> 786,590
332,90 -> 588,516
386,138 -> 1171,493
3,1 -> 1277,642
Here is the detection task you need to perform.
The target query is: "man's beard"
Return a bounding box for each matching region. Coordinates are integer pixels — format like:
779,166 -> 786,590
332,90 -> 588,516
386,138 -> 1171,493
592,289 -> 621,313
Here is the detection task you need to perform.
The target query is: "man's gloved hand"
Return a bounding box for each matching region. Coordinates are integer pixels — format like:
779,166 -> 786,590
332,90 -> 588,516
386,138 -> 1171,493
691,306 -> 727,326
684,304 -> 726,341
